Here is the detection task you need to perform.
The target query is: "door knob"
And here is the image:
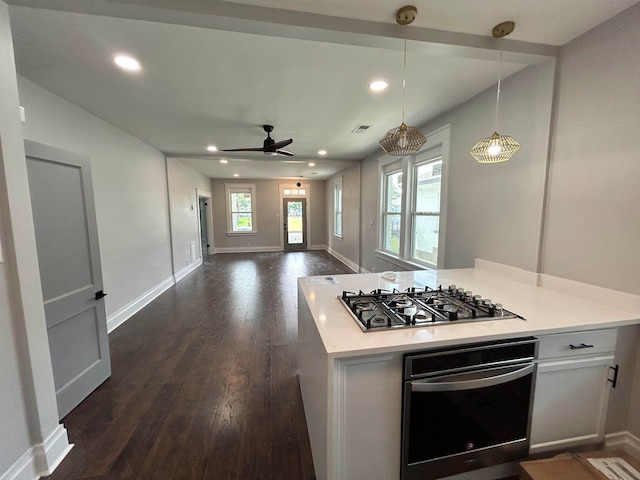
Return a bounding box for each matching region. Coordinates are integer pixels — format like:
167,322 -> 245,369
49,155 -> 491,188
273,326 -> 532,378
95,290 -> 107,300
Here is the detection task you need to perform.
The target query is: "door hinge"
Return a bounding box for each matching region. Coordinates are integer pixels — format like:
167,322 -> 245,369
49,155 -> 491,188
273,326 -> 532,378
95,290 -> 107,300
608,364 -> 619,388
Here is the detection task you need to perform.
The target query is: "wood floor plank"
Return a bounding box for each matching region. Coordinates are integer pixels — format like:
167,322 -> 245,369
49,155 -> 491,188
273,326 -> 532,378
45,251 -> 351,480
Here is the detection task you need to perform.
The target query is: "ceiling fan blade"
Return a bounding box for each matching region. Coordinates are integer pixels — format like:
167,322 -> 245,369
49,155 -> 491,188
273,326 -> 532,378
219,147 -> 265,152
271,139 -> 293,150
276,149 -> 295,157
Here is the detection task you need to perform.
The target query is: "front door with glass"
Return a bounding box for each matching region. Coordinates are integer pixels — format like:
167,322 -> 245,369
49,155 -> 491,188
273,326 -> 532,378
283,198 -> 307,251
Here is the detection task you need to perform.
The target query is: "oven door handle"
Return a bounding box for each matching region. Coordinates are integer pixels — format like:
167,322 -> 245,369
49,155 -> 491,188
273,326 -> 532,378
410,363 -> 535,392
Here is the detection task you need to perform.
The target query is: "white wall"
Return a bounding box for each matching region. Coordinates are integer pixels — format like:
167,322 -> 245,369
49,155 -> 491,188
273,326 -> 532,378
0,2 -> 68,477
540,3 -> 640,439
17,77 -> 175,318
327,164 -> 360,271
360,61 -> 555,273
210,178 -> 327,252
167,158 -> 211,274
541,3 -> 640,295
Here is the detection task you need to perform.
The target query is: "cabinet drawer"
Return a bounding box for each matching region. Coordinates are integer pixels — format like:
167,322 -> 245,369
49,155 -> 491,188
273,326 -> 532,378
537,329 -> 617,360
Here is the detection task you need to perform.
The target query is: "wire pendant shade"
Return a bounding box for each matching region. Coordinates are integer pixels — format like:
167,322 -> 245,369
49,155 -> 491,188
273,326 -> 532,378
379,35 -> 426,156
379,123 -> 426,156
471,23 -> 520,164
470,132 -> 520,163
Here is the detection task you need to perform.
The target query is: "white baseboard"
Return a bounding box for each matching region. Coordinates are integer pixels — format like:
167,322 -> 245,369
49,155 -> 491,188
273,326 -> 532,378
32,424 -> 73,476
359,267 -> 372,273
605,431 -> 640,458
214,246 -> 281,254
174,259 -> 202,283
1,425 -> 73,480
309,244 -> 327,251
327,248 -> 359,273
107,275 -> 175,333
0,448 -> 37,480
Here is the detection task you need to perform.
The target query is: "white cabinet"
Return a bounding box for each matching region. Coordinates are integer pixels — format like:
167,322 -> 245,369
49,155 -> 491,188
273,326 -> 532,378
530,329 -> 617,454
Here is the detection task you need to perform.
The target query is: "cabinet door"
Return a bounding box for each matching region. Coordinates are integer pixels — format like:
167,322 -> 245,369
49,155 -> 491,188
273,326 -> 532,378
529,355 -> 613,454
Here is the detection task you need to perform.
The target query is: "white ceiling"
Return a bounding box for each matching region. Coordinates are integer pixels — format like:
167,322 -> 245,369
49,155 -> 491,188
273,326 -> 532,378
7,0 -> 639,180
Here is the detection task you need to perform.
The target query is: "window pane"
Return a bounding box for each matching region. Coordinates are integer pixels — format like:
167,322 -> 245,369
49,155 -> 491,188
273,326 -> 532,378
386,172 -> 403,213
335,212 -> 342,236
231,192 -> 252,212
299,189 -> 306,196
384,214 -> 401,253
412,215 -> 439,265
232,212 -> 253,232
415,161 -> 442,213
284,189 -> 291,195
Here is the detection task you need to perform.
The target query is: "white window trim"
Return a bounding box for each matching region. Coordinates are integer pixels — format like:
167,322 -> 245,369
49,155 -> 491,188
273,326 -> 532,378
225,183 -> 258,235
333,176 -> 343,239
376,123 -> 452,269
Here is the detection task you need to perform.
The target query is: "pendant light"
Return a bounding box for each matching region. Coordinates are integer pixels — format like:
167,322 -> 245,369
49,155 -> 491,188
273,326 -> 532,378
379,6 -> 427,157
470,21 -> 521,163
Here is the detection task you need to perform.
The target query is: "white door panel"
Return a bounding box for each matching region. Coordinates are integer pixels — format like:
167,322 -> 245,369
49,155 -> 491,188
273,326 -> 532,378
26,140 -> 111,420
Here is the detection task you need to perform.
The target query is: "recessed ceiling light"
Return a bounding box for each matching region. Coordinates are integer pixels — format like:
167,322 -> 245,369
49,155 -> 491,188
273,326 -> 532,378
219,159 -> 228,164
369,80 -> 388,91
233,173 -> 239,177
308,162 -> 316,167
207,145 -> 218,152
113,54 -> 141,72
318,150 -> 327,156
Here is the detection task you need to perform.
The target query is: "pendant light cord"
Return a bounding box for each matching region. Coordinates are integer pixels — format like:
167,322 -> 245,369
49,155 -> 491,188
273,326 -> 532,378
494,47 -> 503,132
402,38 -> 407,124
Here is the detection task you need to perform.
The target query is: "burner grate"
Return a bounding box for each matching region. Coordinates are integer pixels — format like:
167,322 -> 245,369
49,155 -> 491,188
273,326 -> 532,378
339,285 -> 523,331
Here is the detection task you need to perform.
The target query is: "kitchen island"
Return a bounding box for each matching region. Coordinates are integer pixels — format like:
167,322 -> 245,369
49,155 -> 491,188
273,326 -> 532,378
297,261 -> 640,480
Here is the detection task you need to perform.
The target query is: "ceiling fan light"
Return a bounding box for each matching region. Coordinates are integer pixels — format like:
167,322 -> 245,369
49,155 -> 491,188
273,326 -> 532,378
379,123 -> 427,156
470,132 -> 521,163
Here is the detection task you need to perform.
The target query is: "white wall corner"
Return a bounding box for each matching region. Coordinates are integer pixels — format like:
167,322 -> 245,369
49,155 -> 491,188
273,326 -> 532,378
32,424 -> 73,478
327,248 -> 359,273
107,275 -> 175,333
605,431 -> 640,459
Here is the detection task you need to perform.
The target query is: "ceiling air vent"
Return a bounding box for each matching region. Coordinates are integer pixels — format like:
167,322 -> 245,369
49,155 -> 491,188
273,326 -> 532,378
351,124 -> 371,134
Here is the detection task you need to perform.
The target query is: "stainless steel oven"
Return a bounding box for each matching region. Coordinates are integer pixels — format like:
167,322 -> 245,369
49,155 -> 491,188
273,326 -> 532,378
401,337 -> 538,480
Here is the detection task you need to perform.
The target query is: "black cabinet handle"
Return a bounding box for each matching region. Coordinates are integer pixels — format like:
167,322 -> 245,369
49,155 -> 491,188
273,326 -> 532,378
95,290 -> 107,300
569,343 -> 594,350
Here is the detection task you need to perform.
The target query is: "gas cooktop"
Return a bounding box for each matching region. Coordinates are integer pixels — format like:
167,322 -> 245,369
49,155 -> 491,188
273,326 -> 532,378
339,285 -> 524,331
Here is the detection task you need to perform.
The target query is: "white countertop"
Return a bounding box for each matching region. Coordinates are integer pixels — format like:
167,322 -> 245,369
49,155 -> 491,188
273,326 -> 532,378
298,267 -> 640,358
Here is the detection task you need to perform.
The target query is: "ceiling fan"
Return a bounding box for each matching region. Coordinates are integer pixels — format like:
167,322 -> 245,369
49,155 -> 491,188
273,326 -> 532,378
220,125 -> 295,157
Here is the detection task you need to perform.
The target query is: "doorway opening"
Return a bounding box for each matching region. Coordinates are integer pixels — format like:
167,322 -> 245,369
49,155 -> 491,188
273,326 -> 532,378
197,189 -> 213,257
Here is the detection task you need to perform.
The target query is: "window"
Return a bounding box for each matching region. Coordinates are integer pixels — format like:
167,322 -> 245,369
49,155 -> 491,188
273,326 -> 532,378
411,159 -> 442,265
334,177 -> 343,237
225,183 -> 257,234
382,169 -> 403,254
377,124 -> 450,268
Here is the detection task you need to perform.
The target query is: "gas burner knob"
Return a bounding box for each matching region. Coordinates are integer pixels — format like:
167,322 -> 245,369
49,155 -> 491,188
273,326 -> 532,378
448,284 -> 457,292
464,291 -> 473,298
456,287 -> 465,295
494,303 -> 504,312
482,299 -> 492,306
473,295 -> 482,303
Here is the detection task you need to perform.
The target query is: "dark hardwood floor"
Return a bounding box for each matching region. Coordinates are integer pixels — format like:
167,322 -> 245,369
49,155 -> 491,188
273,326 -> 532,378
44,251 -> 353,480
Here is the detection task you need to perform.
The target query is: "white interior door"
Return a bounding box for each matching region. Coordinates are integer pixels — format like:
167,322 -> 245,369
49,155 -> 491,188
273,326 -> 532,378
25,140 -> 111,420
